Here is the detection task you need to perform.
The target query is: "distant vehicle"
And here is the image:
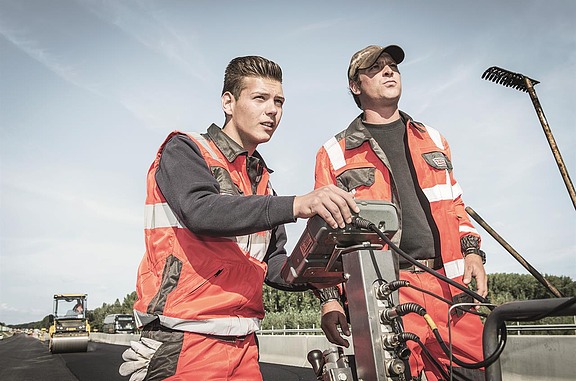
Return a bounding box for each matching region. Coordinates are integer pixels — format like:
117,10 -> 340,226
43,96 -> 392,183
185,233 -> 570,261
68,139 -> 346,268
102,314 -> 136,334
49,293 -> 90,353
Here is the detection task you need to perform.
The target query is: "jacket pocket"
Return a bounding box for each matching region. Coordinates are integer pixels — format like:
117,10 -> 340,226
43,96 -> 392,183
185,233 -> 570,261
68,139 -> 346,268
336,167 -> 375,192
168,267 -> 225,306
421,151 -> 452,171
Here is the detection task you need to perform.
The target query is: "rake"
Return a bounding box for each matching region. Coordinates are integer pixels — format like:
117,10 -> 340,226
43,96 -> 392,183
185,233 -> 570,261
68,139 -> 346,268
466,206 -> 563,298
482,66 -> 576,210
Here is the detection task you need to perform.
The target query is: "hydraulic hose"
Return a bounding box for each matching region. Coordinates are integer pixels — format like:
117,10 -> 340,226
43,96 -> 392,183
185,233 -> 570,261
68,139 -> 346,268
408,282 -> 488,318
396,332 -> 450,381
433,324 -> 507,369
519,296 -> 576,321
352,216 -> 491,306
385,280 -> 410,292
382,302 -> 426,321
483,297 -> 576,380
353,216 -> 507,369
406,301 -> 507,370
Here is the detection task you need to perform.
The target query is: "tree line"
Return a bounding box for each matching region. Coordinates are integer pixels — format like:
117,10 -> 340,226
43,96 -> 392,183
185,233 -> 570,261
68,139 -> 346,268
6,273 -> 575,333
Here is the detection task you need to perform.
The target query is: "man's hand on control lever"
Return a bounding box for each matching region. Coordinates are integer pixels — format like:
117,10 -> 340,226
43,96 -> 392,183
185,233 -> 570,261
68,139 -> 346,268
294,185 -> 359,229
320,300 -> 351,348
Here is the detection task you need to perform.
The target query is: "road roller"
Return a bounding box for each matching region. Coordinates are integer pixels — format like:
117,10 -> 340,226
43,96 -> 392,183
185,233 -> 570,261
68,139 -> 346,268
48,293 -> 90,353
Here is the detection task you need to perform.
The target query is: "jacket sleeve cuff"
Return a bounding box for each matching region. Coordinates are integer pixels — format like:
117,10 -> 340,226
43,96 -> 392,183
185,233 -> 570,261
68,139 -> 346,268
267,195 -> 297,227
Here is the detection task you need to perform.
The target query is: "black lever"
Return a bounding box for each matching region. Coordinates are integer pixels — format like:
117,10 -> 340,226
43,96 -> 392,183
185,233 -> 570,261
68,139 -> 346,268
307,349 -> 324,378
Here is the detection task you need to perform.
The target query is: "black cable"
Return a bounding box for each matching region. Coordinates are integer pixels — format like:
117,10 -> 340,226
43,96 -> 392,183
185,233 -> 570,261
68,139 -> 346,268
353,217 -> 508,369
383,280 -> 410,293
384,302 -> 426,320
407,283 -> 488,318
350,217 -> 510,372
433,323 -> 508,369
380,279 -> 487,317
352,217 -> 491,307
387,301 -> 506,369
397,332 -> 450,381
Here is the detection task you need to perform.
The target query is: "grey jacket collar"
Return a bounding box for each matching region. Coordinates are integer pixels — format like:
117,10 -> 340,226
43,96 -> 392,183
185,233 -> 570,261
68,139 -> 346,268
343,110 -> 425,150
205,124 -> 272,172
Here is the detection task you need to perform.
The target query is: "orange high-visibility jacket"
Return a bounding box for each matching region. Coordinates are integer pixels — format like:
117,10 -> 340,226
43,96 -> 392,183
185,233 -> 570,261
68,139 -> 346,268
134,129 -> 276,336
314,112 -> 481,293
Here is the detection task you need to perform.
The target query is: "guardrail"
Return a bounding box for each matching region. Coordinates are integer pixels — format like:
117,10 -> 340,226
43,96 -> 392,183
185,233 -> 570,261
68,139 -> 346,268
259,328 -> 323,335
25,322 -> 576,338
259,324 -> 576,335
505,323 -> 576,333
63,329 -> 576,380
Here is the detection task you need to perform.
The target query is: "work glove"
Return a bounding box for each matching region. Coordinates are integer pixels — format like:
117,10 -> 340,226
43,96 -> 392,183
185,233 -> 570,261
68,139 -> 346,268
119,337 -> 162,381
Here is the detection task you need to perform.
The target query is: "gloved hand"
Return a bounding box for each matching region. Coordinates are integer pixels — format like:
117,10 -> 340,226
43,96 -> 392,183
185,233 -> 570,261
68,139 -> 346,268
119,337 -> 162,381
320,300 -> 350,348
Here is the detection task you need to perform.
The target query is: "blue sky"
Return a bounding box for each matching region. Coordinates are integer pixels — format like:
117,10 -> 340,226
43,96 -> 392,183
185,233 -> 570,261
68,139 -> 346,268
1,0 -> 574,325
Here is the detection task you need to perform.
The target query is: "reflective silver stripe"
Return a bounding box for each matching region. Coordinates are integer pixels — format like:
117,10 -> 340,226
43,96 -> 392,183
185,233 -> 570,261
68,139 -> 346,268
459,225 -> 479,235
160,315 -> 261,335
444,258 -> 465,279
422,172 -> 462,203
323,137 -> 346,171
247,239 -> 269,262
422,183 -> 453,203
144,203 -> 182,229
188,131 -> 220,160
133,309 -> 152,328
452,181 -> 463,199
422,172 -> 452,202
424,124 -> 444,150
134,310 -> 261,335
145,204 -> 271,259
161,315 -> 260,335
235,232 -> 271,262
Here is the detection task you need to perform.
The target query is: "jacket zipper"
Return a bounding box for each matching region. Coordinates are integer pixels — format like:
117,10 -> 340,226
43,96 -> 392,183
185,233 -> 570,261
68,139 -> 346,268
187,268 -> 224,295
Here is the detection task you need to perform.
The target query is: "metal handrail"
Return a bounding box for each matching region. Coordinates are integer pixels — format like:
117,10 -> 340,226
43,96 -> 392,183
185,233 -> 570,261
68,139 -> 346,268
258,328 -> 324,335
505,323 -> 576,332
258,324 -> 576,335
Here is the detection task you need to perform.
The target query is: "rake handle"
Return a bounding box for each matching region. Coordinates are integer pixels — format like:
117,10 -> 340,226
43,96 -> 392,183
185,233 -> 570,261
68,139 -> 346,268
465,206 -> 563,298
523,77 -> 576,210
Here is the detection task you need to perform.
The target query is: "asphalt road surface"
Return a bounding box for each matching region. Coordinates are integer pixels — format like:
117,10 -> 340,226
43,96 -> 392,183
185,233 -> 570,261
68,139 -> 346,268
0,333 -> 318,381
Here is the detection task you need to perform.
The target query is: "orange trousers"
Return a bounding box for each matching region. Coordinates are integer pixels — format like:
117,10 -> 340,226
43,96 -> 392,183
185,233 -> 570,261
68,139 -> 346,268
399,270 -> 485,381
167,333 -> 261,381
142,327 -> 262,381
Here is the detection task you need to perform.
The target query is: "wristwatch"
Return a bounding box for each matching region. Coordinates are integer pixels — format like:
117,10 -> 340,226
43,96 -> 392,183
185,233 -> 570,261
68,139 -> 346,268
463,247 -> 486,264
317,286 -> 340,305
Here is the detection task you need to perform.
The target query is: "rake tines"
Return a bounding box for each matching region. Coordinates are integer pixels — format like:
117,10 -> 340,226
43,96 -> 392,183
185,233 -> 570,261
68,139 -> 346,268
481,65 -> 576,209
481,66 -> 540,92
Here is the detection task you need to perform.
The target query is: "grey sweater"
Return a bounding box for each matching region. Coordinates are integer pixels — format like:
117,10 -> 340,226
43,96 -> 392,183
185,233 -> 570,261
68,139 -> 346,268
155,129 -> 306,290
